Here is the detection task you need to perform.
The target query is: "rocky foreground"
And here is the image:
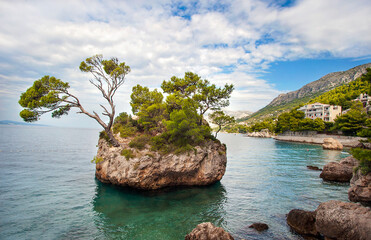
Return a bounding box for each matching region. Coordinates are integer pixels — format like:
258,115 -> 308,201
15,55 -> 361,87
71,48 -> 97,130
287,201 -> 371,240
95,136 -> 227,190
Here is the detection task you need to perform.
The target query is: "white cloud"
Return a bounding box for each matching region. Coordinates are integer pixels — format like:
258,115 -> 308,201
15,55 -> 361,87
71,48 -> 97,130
0,0 -> 370,127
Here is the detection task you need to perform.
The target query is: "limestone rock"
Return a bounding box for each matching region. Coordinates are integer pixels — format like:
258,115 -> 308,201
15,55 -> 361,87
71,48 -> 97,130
348,169 -> 371,206
322,138 -> 343,150
95,137 -> 227,190
248,223 -> 269,232
315,200 -> 371,240
246,130 -> 273,138
320,162 -> 353,182
287,209 -> 318,236
339,155 -> 359,167
185,222 -> 234,240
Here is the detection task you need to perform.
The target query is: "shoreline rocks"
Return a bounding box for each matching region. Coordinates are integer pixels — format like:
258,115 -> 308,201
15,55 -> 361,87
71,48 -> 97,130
185,222 -> 234,240
322,138 -> 343,150
287,209 -> 318,237
315,201 -> 371,240
95,137 -> 227,190
319,156 -> 358,182
287,200 -> 371,240
348,169 -> 371,206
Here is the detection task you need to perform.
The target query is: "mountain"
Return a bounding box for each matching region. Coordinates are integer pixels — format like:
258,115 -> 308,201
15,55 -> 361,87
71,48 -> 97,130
0,120 -> 48,126
241,63 -> 371,122
223,110 -> 253,119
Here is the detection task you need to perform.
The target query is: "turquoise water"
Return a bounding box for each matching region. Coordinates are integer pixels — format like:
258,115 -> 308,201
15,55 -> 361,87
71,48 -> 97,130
0,126 -> 350,239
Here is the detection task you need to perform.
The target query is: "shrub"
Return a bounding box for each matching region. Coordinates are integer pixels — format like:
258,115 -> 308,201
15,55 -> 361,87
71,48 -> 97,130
129,135 -> 151,150
113,112 -> 138,138
99,131 -> 110,142
121,149 -> 135,160
351,148 -> 371,175
91,156 -> 104,164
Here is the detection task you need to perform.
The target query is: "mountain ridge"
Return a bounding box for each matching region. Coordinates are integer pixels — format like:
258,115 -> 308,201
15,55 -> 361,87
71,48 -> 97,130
242,62 -> 371,122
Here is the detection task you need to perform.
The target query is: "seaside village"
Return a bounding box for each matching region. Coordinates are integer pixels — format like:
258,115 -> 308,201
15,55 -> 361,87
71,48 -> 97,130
298,93 -> 370,122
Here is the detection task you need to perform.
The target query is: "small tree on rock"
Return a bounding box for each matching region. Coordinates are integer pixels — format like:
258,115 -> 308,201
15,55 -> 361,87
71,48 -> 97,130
209,111 -> 235,137
18,54 -> 130,147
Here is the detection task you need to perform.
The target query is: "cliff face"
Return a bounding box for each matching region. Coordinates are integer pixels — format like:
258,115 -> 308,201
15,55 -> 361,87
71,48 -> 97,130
268,63 -> 371,107
95,137 -> 227,190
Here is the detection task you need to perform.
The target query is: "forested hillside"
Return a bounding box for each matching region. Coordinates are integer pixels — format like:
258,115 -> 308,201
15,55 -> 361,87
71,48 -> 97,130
240,63 -> 371,123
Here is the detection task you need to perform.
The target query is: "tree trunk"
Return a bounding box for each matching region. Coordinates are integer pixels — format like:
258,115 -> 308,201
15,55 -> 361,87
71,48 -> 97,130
105,128 -> 120,147
215,126 -> 221,138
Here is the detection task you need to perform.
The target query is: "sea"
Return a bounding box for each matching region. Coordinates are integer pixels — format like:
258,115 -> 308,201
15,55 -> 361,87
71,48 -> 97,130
0,125 -> 350,239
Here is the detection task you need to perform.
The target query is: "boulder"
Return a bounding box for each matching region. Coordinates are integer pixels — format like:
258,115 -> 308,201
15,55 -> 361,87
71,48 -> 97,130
339,155 -> 359,167
348,169 -> 371,206
248,223 -> 269,232
315,200 -> 371,240
185,222 -> 234,240
319,162 -> 353,182
286,209 -> 318,236
95,137 -> 227,190
322,138 -> 343,150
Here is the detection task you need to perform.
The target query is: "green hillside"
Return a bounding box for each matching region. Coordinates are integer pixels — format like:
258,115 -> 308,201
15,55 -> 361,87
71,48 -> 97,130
239,63 -> 371,123
308,70 -> 371,109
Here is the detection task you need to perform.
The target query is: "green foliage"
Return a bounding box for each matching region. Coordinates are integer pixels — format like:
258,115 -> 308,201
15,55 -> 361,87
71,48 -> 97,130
209,110 -> 235,137
161,72 -> 234,117
274,109 -> 328,133
333,102 -> 368,135
241,68 -> 371,124
79,54 -> 130,78
19,54 -> 131,147
130,85 -> 163,114
99,131 -> 110,143
248,119 -> 275,133
91,156 -> 104,164
129,135 -> 151,150
223,123 -> 249,133
163,108 -> 211,147
112,112 -> 138,138
18,75 -> 71,122
127,72 -> 232,153
121,149 -> 135,160
309,68 -> 371,109
275,109 -> 304,133
351,148 -> 371,175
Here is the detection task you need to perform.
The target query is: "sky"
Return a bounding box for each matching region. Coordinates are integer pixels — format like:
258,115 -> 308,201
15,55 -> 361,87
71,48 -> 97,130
0,0 -> 371,128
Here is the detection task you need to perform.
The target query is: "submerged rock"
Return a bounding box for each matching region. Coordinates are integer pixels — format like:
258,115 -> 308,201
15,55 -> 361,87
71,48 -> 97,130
95,137 -> 227,190
315,200 -> 371,240
286,209 -> 318,237
307,165 -> 322,171
248,223 -> 269,232
322,138 -> 343,150
348,169 -> 371,206
185,222 -> 234,240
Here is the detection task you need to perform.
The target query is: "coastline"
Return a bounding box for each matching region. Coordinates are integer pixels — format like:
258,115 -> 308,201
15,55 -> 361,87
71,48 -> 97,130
273,133 -> 365,148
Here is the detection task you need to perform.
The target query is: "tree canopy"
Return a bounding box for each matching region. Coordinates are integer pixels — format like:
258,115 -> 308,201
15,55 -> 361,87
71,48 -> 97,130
125,72 -> 234,152
19,54 -> 130,147
209,111 -> 235,137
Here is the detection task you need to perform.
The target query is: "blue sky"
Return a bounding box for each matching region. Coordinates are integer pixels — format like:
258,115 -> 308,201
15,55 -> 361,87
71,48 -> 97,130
0,0 -> 371,128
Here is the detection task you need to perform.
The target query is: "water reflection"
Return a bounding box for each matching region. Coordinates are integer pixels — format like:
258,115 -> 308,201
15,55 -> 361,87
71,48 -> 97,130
92,180 -> 227,240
